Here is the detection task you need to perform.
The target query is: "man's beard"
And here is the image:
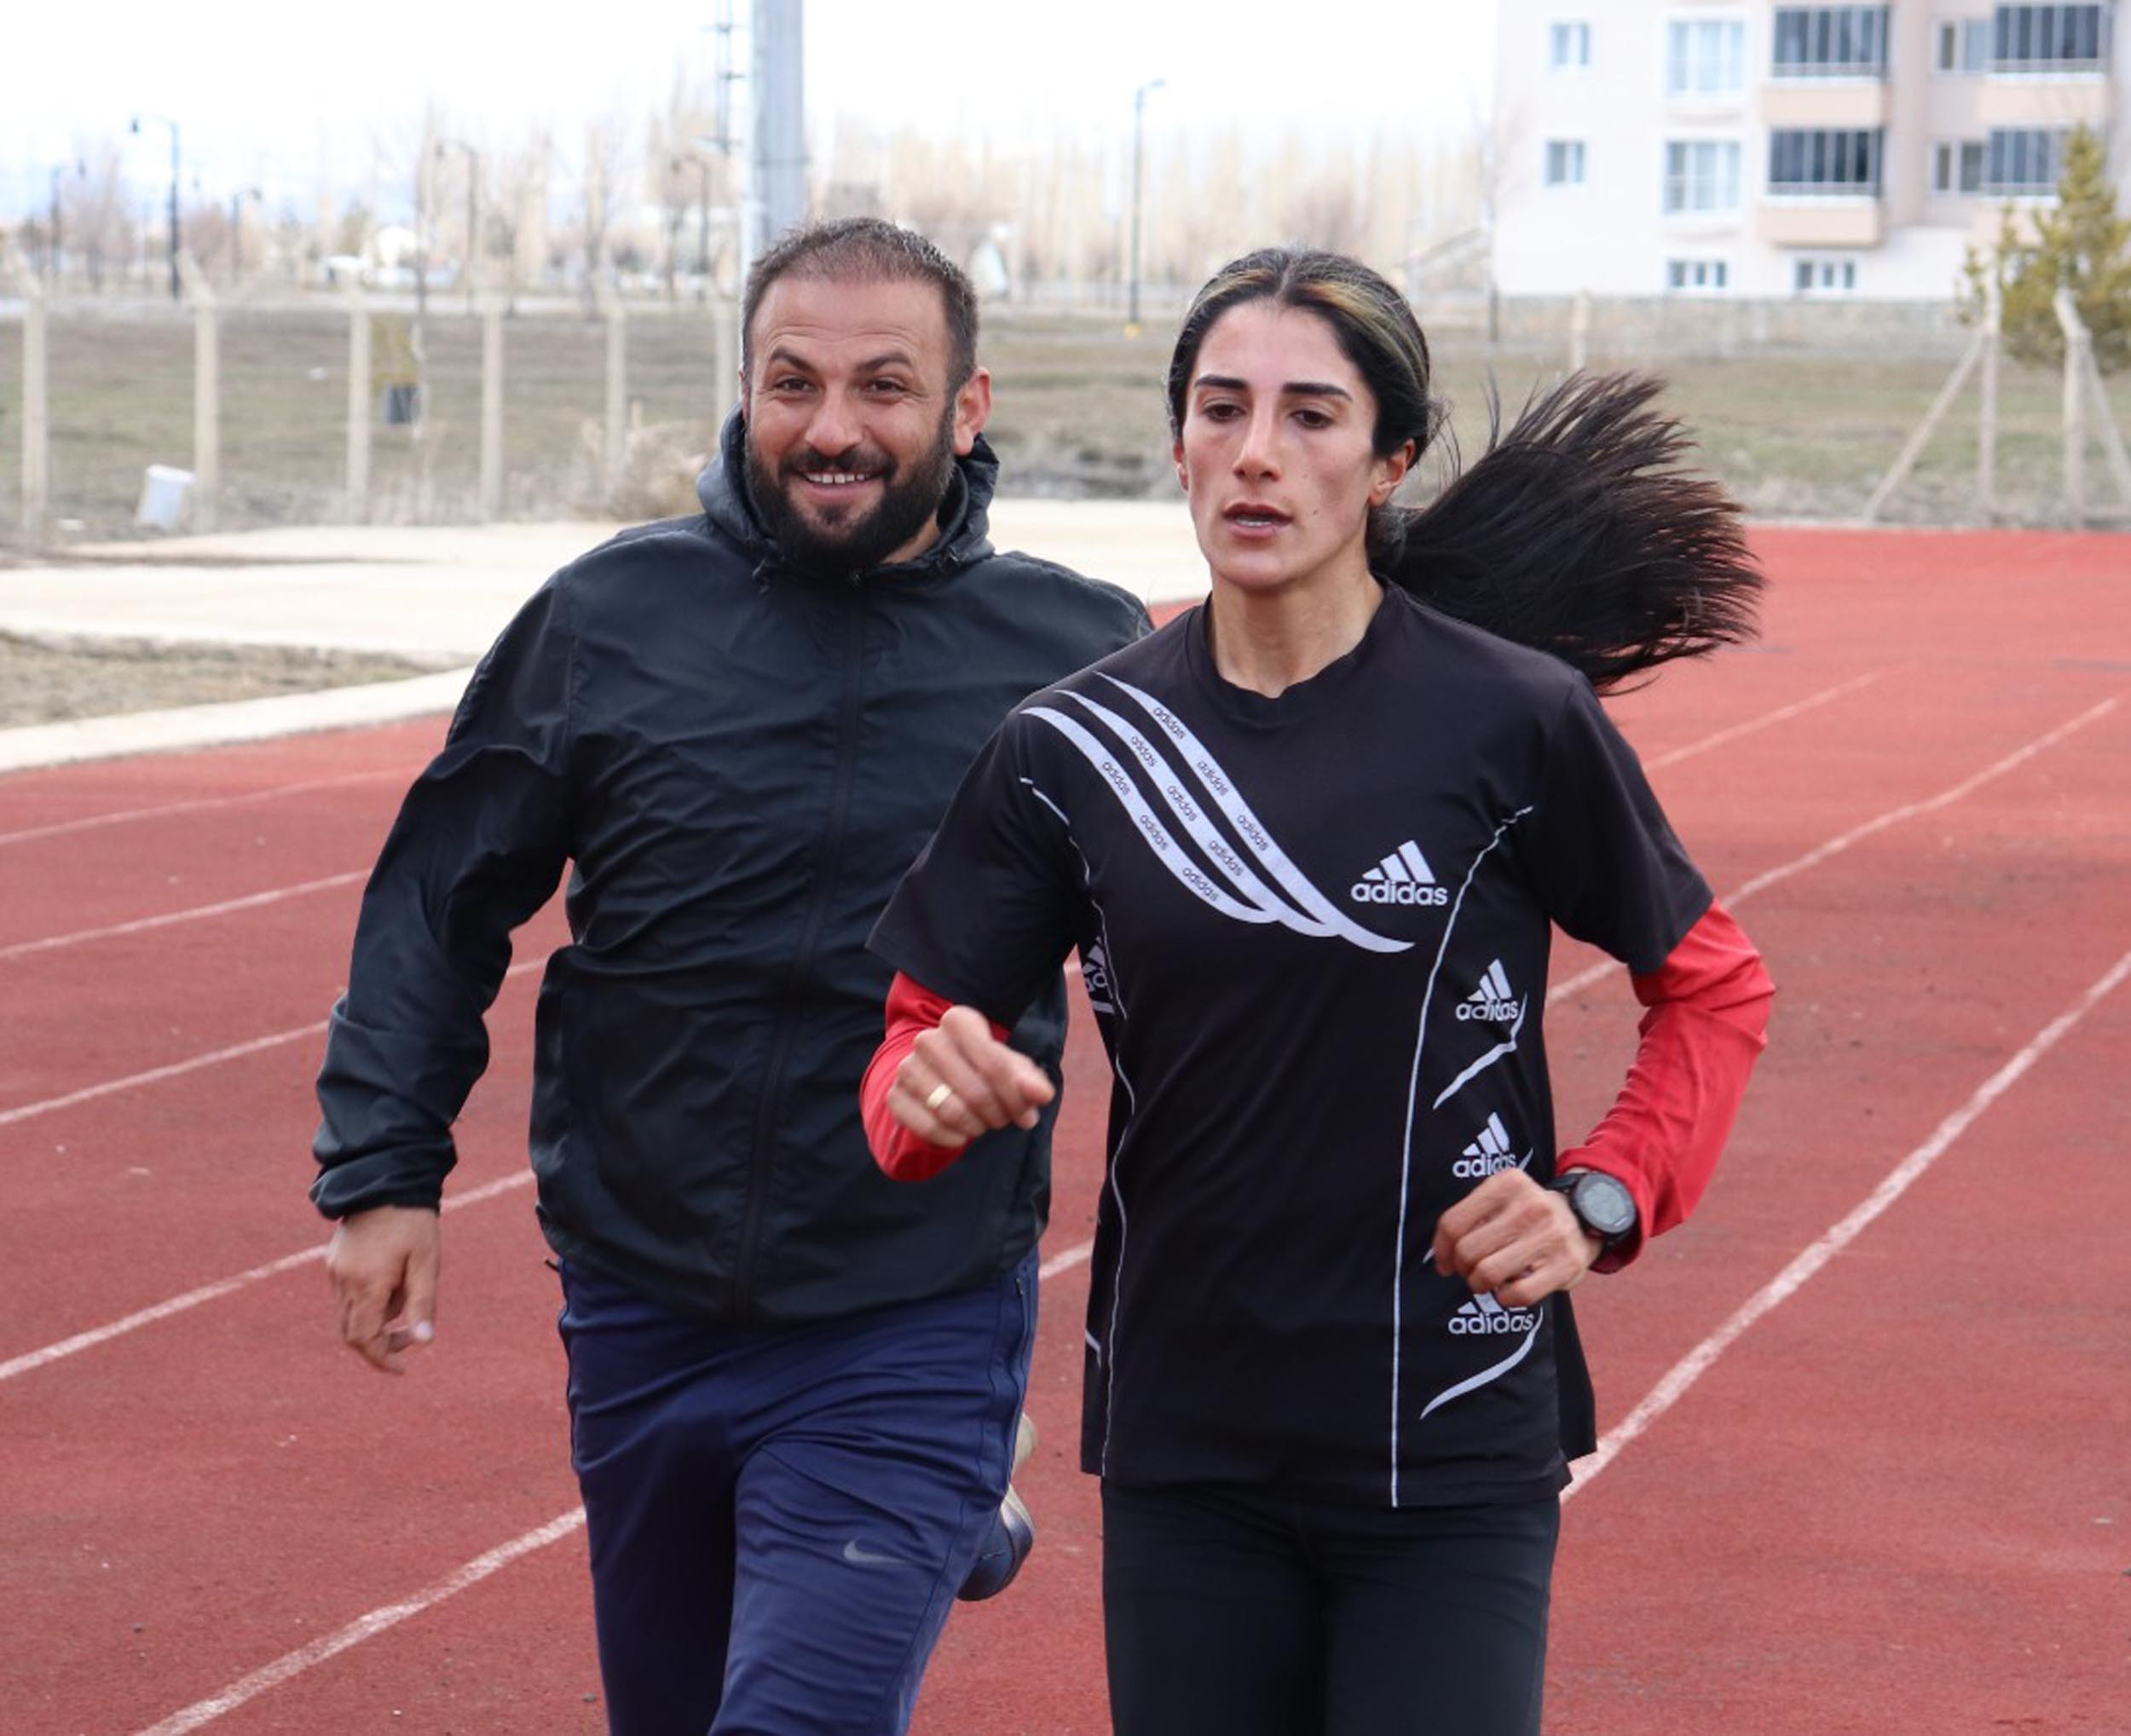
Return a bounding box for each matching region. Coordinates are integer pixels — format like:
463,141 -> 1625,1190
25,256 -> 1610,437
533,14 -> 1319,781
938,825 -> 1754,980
745,410 -> 958,578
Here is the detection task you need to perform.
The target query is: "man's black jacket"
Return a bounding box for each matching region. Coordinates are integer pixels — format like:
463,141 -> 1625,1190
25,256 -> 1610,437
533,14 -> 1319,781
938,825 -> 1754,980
312,415 -> 1149,1323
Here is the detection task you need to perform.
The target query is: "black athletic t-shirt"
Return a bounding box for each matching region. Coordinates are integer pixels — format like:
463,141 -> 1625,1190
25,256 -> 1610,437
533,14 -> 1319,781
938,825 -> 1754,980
870,587 -> 1710,1507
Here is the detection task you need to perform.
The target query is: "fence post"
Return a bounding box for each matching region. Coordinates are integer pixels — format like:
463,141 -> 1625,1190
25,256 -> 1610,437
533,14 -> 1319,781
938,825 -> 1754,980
176,251 -> 219,533
1978,275 -> 2000,520
7,245 -> 49,546
712,290 -> 740,426
1568,289 -> 1591,374
479,290 -> 505,520
595,280 -> 627,493
1862,332 -> 1984,522
2053,285 -> 2088,522
345,284 -> 371,522
2080,344 -> 2131,510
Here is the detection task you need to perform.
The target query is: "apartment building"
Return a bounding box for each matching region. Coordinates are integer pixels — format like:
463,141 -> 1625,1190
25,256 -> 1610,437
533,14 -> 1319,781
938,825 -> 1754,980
1493,3 -> 2128,299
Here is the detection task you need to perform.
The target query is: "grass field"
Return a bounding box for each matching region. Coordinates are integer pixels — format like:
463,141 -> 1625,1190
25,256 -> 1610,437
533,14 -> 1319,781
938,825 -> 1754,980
3,298 -> 2128,539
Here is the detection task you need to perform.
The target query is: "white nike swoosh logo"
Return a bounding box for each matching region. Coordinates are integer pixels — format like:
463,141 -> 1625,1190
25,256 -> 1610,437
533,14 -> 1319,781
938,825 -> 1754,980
842,1539 -> 917,1567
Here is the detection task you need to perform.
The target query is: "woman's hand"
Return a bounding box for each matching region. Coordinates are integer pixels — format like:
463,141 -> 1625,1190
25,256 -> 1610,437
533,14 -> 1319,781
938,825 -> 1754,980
887,1005 -> 1056,1149
1431,1171 -> 1602,1310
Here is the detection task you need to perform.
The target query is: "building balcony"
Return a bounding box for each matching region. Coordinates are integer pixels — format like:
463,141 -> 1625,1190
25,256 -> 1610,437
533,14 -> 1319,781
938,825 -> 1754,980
1978,77 -> 2113,128
1760,80 -> 1891,130
1757,199 -> 1886,248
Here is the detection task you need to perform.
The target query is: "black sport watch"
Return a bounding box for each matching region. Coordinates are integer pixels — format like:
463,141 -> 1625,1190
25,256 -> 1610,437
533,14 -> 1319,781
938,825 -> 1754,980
1547,1168 -> 1637,1254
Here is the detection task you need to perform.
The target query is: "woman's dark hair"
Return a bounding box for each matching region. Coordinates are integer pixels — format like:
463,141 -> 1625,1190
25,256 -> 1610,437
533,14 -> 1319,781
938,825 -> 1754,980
1166,248 -> 1762,691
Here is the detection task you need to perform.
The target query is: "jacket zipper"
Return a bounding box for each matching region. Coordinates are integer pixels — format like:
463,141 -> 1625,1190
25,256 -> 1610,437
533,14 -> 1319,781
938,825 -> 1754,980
731,584 -> 869,1317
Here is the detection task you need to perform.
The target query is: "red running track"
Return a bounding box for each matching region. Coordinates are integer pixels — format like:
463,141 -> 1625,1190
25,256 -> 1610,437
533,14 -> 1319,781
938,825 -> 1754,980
2,527 -> 2127,1734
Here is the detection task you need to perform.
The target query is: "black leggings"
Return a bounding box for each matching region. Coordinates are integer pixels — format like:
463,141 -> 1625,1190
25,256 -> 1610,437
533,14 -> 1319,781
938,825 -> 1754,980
1101,1481 -> 1559,1736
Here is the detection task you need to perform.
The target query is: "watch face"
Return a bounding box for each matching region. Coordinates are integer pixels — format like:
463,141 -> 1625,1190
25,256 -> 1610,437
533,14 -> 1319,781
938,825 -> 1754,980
1573,1171 -> 1637,1238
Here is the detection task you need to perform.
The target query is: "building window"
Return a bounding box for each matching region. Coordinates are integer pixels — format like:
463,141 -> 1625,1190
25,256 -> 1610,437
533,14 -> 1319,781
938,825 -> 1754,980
1666,258 -> 1731,291
1986,127 -> 2071,193
1772,7 -> 1891,77
1768,128 -> 1886,194
1991,4 -> 2111,72
1544,140 -> 1589,186
1935,16 -> 1994,70
1932,139 -> 1989,191
1793,257 -> 1860,292
1667,19 -> 1748,95
1664,140 -> 1744,212
1550,20 -> 1592,67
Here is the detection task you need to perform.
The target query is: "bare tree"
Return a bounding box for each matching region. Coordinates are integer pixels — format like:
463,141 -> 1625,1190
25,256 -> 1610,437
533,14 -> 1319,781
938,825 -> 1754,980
1279,142 -> 1372,257
646,63 -> 722,303
573,108 -> 635,309
489,129 -> 552,294
69,142 -> 136,291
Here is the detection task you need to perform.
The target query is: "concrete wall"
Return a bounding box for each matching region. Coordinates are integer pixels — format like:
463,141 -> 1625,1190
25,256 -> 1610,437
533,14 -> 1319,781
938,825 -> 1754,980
1486,292 -> 1976,360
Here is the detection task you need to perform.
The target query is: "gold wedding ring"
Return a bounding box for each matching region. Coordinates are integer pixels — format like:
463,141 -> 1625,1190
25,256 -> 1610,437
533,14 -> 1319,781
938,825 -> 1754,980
924,1082 -> 956,1113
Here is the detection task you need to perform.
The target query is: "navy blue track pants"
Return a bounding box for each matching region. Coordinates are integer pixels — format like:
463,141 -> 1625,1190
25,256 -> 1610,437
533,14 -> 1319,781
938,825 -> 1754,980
556,1252 -> 1037,1736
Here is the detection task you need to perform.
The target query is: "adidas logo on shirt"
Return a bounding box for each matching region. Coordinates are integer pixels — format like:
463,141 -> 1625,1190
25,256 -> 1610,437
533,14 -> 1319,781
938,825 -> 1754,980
1081,940 -> 1117,1013
1452,1112 -> 1530,1179
1454,960 -> 1523,1024
1350,839 -> 1449,907
1448,1292 -> 1539,1336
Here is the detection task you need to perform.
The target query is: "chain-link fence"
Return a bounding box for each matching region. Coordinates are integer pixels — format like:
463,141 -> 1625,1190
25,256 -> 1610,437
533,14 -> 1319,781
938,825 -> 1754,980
0,283 -> 736,541
5,278 -> 2131,541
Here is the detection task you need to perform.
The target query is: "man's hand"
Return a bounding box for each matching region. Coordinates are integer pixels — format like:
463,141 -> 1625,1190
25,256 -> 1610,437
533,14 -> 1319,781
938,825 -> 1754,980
1431,1171 -> 1602,1310
887,1005 -> 1055,1148
326,1205 -> 442,1374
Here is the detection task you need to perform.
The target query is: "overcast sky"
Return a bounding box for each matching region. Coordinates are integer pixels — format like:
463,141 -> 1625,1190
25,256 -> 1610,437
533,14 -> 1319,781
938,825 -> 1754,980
3,0 -> 1497,216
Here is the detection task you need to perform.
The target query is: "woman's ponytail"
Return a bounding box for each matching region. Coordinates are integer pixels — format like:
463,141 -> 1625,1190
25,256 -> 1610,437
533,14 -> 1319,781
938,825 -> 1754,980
1377,372 -> 1763,692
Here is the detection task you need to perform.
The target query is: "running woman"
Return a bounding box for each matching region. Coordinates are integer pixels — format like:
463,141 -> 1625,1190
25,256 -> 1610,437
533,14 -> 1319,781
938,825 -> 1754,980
858,249 -> 1775,1735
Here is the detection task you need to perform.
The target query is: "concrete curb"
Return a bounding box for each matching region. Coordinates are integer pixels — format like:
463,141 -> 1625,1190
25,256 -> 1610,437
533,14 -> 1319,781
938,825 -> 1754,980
0,668 -> 473,775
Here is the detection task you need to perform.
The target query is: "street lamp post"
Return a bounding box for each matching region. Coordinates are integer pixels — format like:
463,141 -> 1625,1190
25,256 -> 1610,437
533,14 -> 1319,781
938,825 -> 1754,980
130,113 -> 182,303
1128,78 -> 1166,333
435,140 -> 482,310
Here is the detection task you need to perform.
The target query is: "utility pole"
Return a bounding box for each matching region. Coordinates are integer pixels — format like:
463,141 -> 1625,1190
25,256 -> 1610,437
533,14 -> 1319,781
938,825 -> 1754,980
749,0 -> 806,262
130,113 -> 182,303
1127,78 -> 1165,334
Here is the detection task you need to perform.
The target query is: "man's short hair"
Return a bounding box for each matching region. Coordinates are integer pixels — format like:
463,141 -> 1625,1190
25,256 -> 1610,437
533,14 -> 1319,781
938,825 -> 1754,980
742,218 -> 979,387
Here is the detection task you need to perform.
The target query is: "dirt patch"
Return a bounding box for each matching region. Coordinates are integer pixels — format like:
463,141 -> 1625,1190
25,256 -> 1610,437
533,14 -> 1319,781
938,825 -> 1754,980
0,632 -> 456,729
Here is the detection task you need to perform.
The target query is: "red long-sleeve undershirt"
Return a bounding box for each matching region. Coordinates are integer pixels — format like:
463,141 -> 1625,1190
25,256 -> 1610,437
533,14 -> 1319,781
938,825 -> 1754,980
860,977 -> 1003,1182
1560,898 -> 1771,1270
861,900 -> 1773,1265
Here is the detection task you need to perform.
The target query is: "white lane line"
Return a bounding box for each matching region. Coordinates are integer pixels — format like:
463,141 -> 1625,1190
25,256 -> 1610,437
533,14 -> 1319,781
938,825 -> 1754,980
132,1508 -> 591,1736
24,680 -> 2082,1134
1642,667 -> 1899,772
1543,690 -> 2125,1011
1040,1240 -> 1094,1280
3,692 -> 2116,1364
1563,939 -> 2131,1502
0,770 -> 403,850
1728,693 -> 2121,905
0,960 -> 541,1131
0,1189 -> 1092,1390
0,1024 -> 327,1131
0,872 -> 367,963
0,1173 -> 535,1385
128,1236 -> 1105,1731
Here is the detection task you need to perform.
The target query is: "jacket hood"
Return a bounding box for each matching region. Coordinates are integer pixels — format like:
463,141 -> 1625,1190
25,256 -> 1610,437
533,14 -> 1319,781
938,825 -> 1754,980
695,408 -> 1000,581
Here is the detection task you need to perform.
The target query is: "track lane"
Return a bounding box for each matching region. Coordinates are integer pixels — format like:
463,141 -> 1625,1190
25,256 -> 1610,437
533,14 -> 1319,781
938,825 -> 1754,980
1549,976 -> 2131,1734
0,722 -> 442,845
6,525 -> 2128,1731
